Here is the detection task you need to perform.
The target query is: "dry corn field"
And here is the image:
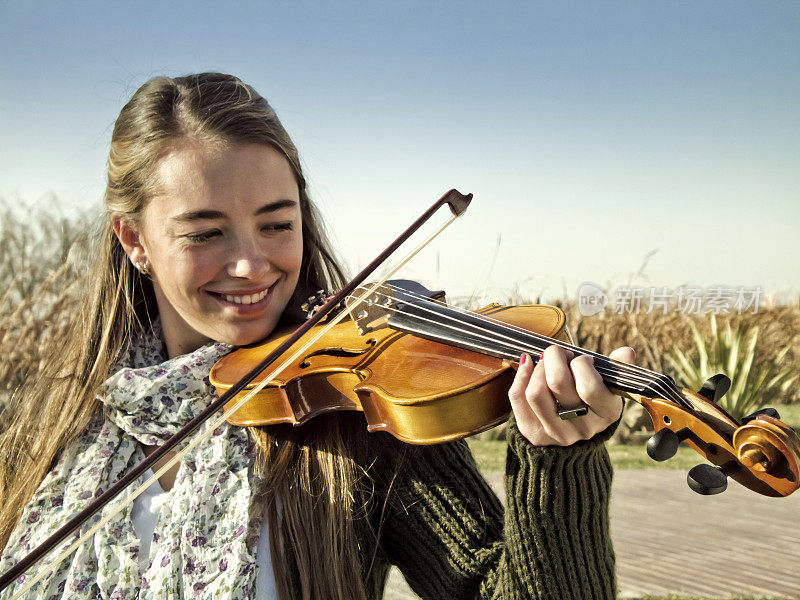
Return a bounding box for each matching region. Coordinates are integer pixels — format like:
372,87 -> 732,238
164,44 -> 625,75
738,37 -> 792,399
1,200 -> 799,432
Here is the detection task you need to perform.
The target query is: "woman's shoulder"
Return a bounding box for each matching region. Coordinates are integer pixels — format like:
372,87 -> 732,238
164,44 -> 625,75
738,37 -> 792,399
0,411 -> 118,561
28,408 -> 129,505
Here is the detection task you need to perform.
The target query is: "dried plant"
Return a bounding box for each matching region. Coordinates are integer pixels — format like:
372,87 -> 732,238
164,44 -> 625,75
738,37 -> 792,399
0,198 -> 95,429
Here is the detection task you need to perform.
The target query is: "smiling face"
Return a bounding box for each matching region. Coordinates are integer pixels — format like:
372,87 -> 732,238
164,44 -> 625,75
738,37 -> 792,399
118,141 -> 303,357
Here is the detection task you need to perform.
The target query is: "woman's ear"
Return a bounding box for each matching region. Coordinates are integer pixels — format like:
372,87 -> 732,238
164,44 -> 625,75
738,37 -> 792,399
112,216 -> 148,269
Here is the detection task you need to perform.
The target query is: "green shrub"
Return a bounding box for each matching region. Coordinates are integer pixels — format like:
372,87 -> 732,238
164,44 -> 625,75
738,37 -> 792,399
668,315 -> 797,420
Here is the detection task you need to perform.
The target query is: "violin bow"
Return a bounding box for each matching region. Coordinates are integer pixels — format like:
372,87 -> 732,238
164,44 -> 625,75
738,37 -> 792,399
0,189 -> 472,596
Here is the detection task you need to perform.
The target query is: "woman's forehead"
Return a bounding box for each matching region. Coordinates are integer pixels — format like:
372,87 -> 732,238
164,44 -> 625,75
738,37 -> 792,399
149,141 -> 300,215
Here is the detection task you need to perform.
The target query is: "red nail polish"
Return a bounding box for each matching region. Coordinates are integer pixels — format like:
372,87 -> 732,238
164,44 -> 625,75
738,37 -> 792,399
520,353 -> 528,365
539,351 -> 545,363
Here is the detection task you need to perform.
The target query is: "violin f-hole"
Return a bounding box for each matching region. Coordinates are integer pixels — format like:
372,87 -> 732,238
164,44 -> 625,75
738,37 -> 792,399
299,338 -> 377,368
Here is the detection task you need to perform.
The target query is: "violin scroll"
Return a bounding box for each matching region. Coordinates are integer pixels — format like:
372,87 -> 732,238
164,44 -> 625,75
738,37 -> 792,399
733,413 -> 800,476
638,385 -> 800,497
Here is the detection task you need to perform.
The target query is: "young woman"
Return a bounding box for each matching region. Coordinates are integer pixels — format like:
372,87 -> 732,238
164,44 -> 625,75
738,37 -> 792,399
0,73 -> 634,600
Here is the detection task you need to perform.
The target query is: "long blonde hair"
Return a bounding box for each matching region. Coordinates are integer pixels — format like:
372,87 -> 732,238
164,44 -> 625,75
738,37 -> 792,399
0,73 -> 373,600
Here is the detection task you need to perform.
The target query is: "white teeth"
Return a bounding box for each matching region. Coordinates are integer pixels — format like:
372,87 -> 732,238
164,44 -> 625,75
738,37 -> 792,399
222,289 -> 268,305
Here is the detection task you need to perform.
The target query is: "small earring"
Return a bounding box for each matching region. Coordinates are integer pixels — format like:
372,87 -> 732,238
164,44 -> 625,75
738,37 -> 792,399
135,260 -> 151,276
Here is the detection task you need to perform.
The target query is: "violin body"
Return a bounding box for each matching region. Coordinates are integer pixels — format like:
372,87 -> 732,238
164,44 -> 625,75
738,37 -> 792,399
210,303 -> 571,444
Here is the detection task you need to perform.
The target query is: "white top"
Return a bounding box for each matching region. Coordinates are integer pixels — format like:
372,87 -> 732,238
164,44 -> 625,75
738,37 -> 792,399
131,469 -> 278,599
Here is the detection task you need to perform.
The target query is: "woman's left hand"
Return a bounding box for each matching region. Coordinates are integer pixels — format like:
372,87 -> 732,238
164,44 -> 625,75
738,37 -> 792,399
508,345 -> 635,446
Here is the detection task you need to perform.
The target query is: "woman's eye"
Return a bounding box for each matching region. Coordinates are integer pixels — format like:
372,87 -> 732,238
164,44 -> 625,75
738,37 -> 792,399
185,230 -> 220,244
263,222 -> 293,233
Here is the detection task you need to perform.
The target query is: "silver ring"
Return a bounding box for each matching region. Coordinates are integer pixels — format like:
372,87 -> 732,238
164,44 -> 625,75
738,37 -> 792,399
558,402 -> 589,420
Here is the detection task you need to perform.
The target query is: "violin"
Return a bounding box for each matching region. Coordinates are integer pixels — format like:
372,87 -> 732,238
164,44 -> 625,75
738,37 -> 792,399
211,279 -> 800,498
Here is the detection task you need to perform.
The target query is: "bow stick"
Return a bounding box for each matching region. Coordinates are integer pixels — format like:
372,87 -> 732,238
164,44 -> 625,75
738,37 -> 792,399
0,189 -> 472,595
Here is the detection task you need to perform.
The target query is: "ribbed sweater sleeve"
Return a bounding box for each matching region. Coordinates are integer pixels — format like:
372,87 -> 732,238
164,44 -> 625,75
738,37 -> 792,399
367,419 -> 617,600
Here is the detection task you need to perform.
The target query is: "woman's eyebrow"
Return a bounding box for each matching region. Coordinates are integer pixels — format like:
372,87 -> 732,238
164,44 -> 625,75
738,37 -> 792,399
172,199 -> 298,223
254,199 -> 297,216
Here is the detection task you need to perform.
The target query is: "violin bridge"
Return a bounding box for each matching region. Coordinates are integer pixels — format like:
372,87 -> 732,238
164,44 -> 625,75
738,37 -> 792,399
355,313 -> 390,335
348,283 -> 397,334
348,279 -> 442,335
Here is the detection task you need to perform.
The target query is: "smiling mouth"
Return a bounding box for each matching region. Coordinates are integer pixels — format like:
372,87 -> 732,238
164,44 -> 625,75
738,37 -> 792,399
209,285 -> 273,306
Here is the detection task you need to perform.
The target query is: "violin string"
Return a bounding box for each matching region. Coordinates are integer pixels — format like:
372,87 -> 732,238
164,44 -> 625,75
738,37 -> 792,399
8,214 -> 463,599
381,282 -> 678,386
347,291 -> 655,393
377,281 -> 681,389
350,284 -> 686,406
375,283 -> 687,406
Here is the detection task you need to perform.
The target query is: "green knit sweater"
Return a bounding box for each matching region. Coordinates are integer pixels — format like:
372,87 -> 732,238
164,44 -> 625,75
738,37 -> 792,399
336,415 -> 617,600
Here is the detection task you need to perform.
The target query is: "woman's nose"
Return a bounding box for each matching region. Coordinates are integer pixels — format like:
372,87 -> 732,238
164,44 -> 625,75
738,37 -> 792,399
227,236 -> 270,279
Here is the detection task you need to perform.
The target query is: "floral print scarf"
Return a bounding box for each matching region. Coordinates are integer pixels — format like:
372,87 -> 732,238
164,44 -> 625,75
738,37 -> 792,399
0,322 -> 265,599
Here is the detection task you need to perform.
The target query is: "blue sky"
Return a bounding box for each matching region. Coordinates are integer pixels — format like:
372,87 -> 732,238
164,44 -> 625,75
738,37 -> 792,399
1,1 -> 798,301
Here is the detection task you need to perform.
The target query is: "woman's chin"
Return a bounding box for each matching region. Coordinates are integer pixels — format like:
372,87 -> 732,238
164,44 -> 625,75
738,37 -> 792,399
216,322 -> 279,347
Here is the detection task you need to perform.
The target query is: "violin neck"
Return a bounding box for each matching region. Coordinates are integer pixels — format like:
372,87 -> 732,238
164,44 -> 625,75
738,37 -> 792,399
386,299 -> 678,400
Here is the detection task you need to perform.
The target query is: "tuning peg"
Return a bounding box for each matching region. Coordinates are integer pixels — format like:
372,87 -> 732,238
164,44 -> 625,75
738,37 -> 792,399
301,290 -> 330,319
646,427 -> 691,461
687,460 -> 739,495
740,407 -> 781,424
697,374 -> 731,403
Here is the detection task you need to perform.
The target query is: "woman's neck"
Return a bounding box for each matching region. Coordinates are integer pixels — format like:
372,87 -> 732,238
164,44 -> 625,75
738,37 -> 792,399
141,444 -> 179,491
